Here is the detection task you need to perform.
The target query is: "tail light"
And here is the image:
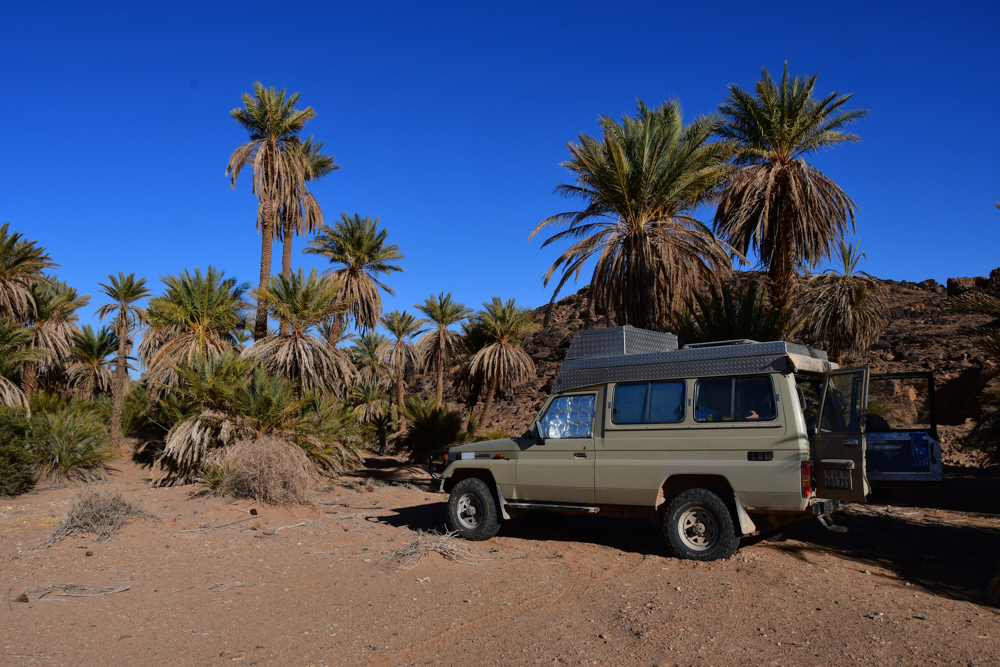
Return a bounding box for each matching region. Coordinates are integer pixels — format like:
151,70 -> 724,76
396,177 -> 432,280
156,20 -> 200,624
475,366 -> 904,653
801,461 -> 814,498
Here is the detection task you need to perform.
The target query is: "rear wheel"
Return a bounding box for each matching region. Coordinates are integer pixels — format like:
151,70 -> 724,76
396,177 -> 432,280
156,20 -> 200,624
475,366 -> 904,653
447,477 -> 501,541
663,488 -> 739,561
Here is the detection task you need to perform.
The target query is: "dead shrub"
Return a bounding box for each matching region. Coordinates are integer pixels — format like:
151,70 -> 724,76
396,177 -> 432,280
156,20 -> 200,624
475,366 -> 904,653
44,490 -> 154,546
210,436 -> 313,505
380,530 -> 485,570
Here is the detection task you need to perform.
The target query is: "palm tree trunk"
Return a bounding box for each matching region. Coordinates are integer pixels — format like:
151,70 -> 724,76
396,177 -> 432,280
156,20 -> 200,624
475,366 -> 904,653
21,362 -> 38,399
279,218 -> 294,336
110,319 -> 129,452
435,344 -> 445,401
395,365 -> 406,430
474,381 -> 497,437
255,215 -> 274,341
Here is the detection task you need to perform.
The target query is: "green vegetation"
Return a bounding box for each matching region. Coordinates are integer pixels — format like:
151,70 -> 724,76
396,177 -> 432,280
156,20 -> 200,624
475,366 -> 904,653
0,408 -> 34,495
674,279 -> 799,345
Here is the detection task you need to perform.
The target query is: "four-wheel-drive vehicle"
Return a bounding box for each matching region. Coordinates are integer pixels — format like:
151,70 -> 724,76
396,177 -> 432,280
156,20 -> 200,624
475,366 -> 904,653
431,326 -> 942,561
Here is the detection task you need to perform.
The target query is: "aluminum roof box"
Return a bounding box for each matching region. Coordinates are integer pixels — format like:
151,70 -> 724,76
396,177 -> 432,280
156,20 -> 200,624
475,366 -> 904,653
564,325 -> 678,360
553,327 -> 834,393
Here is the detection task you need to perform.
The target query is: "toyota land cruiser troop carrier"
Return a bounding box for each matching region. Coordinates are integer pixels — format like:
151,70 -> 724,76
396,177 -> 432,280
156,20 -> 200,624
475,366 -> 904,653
431,326 -> 941,561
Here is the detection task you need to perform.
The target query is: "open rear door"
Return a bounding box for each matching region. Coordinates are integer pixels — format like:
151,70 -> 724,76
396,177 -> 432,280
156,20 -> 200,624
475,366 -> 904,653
815,367 -> 870,502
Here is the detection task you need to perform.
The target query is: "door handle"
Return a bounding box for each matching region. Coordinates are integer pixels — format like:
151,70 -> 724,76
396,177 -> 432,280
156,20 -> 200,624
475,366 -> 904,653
574,452 -> 587,458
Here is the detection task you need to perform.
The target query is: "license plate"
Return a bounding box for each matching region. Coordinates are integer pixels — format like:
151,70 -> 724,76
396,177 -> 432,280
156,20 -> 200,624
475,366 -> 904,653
824,469 -> 852,490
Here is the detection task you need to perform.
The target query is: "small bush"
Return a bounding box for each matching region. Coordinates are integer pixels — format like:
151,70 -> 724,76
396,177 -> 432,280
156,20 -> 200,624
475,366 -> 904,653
0,407 -> 34,496
209,436 -> 312,505
399,396 -> 466,461
31,407 -> 112,482
45,490 -> 153,545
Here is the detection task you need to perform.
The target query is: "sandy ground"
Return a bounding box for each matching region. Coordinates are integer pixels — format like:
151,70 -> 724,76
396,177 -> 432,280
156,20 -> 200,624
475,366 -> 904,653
2,460 -> 999,666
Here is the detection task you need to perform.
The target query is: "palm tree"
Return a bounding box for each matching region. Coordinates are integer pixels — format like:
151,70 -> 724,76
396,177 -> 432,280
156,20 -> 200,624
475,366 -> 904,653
349,331 -> 392,387
0,223 -> 56,322
277,137 -> 339,279
96,272 -> 151,449
801,242 -> 887,364
243,269 -> 357,395
66,325 -> 117,399
140,267 -> 248,393
714,63 -> 868,307
0,322 -> 44,409
674,278 -> 801,345
350,379 -> 388,424
415,292 -> 471,401
468,298 -> 538,435
530,100 -> 736,330
21,278 -> 88,398
304,212 -> 404,333
227,82 -> 317,341
376,310 -> 426,420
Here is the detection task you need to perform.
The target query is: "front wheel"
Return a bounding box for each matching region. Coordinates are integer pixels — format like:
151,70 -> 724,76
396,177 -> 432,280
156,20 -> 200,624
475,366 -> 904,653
662,488 -> 739,561
447,477 -> 501,541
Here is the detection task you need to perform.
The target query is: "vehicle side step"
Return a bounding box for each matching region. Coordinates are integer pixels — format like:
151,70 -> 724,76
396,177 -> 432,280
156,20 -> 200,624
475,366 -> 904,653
504,502 -> 600,514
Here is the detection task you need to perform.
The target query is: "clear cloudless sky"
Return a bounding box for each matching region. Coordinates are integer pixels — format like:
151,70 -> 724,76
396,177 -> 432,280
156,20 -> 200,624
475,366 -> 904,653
2,1 -> 998,336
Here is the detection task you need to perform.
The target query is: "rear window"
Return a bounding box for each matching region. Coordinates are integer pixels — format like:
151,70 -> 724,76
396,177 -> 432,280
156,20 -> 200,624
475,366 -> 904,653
695,375 -> 776,423
612,381 -> 685,424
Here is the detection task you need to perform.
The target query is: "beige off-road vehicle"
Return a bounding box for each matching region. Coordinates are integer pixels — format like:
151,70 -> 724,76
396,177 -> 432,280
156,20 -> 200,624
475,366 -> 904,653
431,326 -> 941,561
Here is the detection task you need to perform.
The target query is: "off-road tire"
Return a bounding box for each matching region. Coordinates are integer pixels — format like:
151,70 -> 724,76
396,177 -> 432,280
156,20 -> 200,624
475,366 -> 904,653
662,488 -> 739,561
447,477 -> 501,541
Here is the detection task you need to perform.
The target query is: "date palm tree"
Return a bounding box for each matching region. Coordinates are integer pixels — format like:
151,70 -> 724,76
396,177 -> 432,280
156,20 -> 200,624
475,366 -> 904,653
22,278 -> 88,397
243,269 -> 356,395
350,332 -> 392,387
0,223 -> 57,322
305,213 -> 404,333
415,292 -> 471,400
376,310 -> 426,420
674,278 -> 800,345
468,297 -> 538,435
66,324 -> 117,399
0,322 -> 44,409
350,379 -> 388,424
714,63 -> 868,307
96,272 -> 151,449
530,100 -> 736,330
277,137 -> 339,279
227,82 -> 317,341
140,267 -> 248,393
802,241 -> 888,364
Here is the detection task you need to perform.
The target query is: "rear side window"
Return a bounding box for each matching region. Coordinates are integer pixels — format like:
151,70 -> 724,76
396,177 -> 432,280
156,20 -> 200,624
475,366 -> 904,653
695,375 -> 776,423
613,381 -> 685,424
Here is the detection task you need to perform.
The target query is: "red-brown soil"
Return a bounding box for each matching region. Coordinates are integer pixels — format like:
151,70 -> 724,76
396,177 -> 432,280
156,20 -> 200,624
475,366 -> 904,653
3,460 -> 999,666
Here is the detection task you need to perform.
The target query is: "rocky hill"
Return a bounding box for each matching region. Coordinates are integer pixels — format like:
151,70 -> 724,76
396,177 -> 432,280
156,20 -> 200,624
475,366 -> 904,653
413,272 -> 1000,467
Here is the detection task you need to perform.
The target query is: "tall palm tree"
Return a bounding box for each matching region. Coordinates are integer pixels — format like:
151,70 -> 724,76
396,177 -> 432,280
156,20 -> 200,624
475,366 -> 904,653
415,292 -> 471,401
243,269 -> 357,395
530,100 -> 736,330
277,137 -> 339,279
140,267 -> 248,392
349,331 -> 392,387
96,272 -> 151,449
305,212 -> 404,333
714,63 -> 868,307
227,82 -> 317,341
0,223 -> 56,322
376,310 -> 426,420
468,297 -> 538,435
21,277 -> 88,398
66,324 -> 117,399
802,241 -> 888,364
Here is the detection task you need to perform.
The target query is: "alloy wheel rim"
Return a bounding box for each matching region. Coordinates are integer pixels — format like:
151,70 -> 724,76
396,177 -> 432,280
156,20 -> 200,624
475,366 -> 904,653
678,507 -> 718,551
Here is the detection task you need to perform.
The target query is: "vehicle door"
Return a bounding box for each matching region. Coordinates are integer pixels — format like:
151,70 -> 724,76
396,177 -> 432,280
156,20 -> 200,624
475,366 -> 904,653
815,367 -> 870,501
515,390 -> 599,504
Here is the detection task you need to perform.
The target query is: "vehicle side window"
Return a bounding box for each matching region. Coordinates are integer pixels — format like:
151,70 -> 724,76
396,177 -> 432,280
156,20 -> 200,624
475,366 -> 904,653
695,375 -> 776,422
648,381 -> 685,423
612,384 -> 647,424
538,394 -> 596,438
819,372 -> 864,433
613,381 -> 685,424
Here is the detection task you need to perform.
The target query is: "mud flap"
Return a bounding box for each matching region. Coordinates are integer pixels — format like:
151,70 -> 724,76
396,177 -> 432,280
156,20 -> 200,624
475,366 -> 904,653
733,494 -> 757,536
495,485 -> 512,521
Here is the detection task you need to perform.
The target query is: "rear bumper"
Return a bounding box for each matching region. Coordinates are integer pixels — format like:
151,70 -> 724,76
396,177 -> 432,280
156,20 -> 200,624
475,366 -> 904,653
811,498 -> 843,515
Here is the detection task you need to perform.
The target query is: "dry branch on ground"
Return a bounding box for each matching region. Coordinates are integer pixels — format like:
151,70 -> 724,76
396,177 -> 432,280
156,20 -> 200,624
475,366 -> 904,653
379,530 -> 486,570
41,490 -> 155,547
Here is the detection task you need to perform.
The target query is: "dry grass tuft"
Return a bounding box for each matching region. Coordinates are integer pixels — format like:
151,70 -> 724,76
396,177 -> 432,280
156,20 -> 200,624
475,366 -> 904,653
44,491 -> 154,546
210,436 -> 313,505
380,530 -> 485,570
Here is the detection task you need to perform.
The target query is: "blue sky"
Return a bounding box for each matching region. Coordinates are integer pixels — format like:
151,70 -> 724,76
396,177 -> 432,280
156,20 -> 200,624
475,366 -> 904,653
2,1 -> 998,335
